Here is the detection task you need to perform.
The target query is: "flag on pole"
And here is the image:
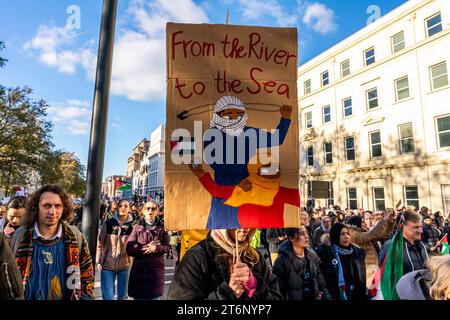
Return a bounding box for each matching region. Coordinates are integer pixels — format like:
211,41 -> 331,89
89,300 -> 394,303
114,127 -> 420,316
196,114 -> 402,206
117,184 -> 131,191
440,234 -> 449,254
371,227 -> 404,300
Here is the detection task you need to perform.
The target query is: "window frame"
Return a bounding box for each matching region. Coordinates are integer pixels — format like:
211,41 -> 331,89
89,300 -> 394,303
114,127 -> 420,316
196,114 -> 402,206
347,188 -> 357,210
436,114 -> 450,149
321,70 -> 329,87
342,97 -> 353,118
305,111 -> 313,129
369,130 -> 382,158
323,141 -> 333,165
341,59 -> 350,78
306,145 -> 314,167
395,75 -> 410,101
403,185 -> 419,210
425,12 -> 443,38
391,31 -> 405,54
304,79 -> 311,95
344,136 -> 356,161
372,187 -> 386,212
366,87 -> 379,110
364,47 -> 376,66
322,105 -> 331,124
429,61 -> 448,91
398,122 -> 415,154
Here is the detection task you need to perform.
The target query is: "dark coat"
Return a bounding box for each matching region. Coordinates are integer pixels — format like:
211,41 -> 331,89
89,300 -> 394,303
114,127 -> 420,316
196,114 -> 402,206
0,233 -> 23,299
272,240 -> 332,300
379,238 -> 428,275
266,228 -> 286,253
422,224 -> 441,252
313,225 -> 328,248
167,232 -> 283,300
316,243 -> 367,301
126,219 -> 170,299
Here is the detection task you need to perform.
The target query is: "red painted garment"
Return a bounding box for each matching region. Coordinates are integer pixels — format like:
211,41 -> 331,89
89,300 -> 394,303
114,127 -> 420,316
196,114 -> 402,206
199,173 -> 300,228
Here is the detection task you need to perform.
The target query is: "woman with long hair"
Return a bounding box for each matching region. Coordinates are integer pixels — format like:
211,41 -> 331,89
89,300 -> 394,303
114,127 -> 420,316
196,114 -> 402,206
272,226 -> 331,300
167,228 -> 282,300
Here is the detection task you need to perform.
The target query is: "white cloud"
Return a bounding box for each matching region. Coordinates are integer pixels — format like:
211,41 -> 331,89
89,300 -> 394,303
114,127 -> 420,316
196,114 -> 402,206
237,0 -> 298,26
23,0 -> 209,102
23,24 -> 96,76
302,2 -> 337,34
110,0 -> 209,101
47,100 -> 92,135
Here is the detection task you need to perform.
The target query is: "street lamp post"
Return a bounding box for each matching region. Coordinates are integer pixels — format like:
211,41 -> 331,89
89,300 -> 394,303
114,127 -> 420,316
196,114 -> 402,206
82,0 -> 118,258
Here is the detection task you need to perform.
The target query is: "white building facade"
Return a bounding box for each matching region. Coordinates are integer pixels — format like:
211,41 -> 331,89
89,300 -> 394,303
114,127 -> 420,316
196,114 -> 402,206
141,124 -> 165,203
298,0 -> 450,213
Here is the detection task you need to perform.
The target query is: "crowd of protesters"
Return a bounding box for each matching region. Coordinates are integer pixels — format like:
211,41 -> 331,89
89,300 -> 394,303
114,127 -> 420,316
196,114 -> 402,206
1,186 -> 449,300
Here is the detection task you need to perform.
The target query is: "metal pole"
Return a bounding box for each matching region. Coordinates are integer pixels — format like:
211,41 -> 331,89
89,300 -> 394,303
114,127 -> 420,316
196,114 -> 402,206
82,0 -> 118,259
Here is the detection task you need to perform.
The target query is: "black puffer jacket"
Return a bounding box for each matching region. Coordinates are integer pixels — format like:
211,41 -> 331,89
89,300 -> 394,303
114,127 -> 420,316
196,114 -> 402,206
422,224 -> 441,252
316,243 -> 367,301
379,238 -> 428,275
167,232 -> 283,300
272,240 -> 332,300
0,233 -> 23,300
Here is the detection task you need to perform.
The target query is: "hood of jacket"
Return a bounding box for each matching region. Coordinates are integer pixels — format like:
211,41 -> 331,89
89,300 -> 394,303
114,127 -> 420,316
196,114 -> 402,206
396,269 -> 431,300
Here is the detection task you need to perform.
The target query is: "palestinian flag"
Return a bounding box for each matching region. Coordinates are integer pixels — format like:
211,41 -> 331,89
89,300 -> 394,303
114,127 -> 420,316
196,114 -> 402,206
371,227 -> 404,300
441,234 -> 449,254
117,184 -> 131,191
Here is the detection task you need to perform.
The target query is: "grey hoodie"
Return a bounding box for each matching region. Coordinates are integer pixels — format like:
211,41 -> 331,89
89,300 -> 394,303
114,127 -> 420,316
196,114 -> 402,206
396,269 -> 431,300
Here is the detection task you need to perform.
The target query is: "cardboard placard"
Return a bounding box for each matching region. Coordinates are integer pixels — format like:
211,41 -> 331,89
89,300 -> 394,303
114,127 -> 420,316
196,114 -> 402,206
165,23 -> 299,230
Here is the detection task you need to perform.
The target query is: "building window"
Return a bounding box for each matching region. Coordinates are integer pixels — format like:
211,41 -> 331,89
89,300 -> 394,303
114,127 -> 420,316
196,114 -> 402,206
373,187 -> 385,211
442,185 -> 450,214
347,188 -> 357,210
425,12 -> 442,37
364,47 -> 375,66
429,62 -> 448,90
366,88 -> 379,110
399,123 -> 415,154
395,76 -> 410,101
324,141 -> 333,164
345,136 -> 355,161
304,79 -> 311,94
370,130 -> 382,158
404,186 -> 419,210
321,70 -> 329,87
343,97 -> 352,117
305,111 -> 313,129
437,115 -> 450,148
323,105 -> 331,124
307,146 -> 314,166
391,31 -> 405,53
341,59 -> 350,77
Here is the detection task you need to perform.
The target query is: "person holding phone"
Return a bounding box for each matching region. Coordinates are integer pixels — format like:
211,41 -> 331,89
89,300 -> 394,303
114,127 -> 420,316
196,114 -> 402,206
126,201 -> 170,300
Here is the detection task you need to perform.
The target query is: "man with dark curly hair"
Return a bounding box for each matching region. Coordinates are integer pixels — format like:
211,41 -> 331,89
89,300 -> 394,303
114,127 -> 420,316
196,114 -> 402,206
10,185 -> 95,300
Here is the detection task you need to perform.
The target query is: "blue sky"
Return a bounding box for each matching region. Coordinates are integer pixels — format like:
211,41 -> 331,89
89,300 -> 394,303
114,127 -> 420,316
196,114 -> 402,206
0,0 -> 406,180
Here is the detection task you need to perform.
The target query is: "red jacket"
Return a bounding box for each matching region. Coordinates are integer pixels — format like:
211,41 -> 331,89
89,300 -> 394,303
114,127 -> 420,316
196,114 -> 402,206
199,173 -> 299,228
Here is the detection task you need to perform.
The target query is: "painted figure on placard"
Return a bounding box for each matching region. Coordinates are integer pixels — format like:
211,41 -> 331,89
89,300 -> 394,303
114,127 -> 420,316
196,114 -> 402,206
191,152 -> 299,228
202,96 -> 293,229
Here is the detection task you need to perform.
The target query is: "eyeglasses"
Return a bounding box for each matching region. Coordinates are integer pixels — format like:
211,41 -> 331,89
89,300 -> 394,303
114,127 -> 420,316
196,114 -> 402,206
145,207 -> 157,211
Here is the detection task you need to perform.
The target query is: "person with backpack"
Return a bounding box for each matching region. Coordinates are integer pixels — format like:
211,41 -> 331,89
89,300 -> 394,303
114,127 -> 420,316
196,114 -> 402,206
10,185 -> 94,300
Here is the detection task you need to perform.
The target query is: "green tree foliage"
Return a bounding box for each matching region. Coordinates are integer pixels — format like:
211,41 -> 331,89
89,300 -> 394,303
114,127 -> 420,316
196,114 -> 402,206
0,42 -> 7,68
0,86 -> 55,193
41,152 -> 86,197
